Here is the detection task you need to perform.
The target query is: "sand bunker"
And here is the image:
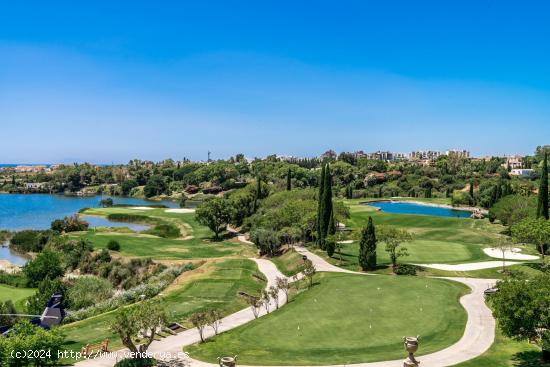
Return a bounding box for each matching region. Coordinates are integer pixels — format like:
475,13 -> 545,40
165,208 -> 196,213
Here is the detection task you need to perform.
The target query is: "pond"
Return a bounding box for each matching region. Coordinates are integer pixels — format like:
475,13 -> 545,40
366,201 -> 472,218
0,193 -> 178,230
79,214 -> 151,232
0,243 -> 30,266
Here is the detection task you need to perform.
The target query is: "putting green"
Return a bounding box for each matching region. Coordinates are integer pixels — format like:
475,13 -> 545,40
186,273 -> 468,365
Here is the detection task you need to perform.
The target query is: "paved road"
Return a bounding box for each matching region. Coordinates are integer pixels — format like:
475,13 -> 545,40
75,246 -> 497,367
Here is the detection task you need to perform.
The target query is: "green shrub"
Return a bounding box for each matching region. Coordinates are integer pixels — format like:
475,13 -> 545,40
107,239 -> 121,251
0,321 -> 65,365
51,215 -> 89,233
10,230 -> 51,252
26,277 -> 68,315
451,191 -> 470,206
23,250 -> 64,287
67,275 -> 113,310
393,264 -> 419,276
144,223 -> 180,238
0,272 -> 28,287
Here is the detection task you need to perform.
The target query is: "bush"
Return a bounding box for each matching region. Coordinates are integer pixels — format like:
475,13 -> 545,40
65,264 -> 193,322
67,275 -> 113,310
26,277 -> 68,314
0,301 -> 17,328
0,321 -> 65,366
393,264 -> 419,275
107,240 -> 121,251
451,191 -> 471,206
114,357 -> 156,367
100,198 -> 114,207
23,250 -> 64,287
107,213 -> 160,225
10,230 -> 51,252
51,215 -> 89,233
144,223 -> 180,238
0,271 -> 28,287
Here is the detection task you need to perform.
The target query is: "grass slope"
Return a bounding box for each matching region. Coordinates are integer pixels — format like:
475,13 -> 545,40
454,329 -> 548,367
271,249 -> 306,276
0,284 -> 34,311
187,272 -> 468,365
61,259 -> 265,362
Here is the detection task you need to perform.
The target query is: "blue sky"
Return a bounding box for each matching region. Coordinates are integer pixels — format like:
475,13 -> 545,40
1,1 -> 549,163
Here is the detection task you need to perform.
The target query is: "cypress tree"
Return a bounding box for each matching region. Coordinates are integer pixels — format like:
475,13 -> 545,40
316,165 -> 326,247
359,217 -> 377,271
328,210 -> 336,236
325,236 -> 335,257
320,164 -> 333,248
469,179 -> 475,205
537,151 -> 549,219
253,176 -> 261,212
286,168 -> 292,191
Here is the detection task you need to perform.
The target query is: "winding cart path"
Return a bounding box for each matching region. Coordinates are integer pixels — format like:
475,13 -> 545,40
75,246 -> 496,367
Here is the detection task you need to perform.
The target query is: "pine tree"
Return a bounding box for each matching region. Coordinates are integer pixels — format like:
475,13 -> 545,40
359,217 -> 377,271
537,151 -> 549,220
316,165 -> 326,247
286,168 -> 292,191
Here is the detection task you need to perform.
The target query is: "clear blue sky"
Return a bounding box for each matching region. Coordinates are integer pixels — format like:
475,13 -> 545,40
1,1 -> 549,163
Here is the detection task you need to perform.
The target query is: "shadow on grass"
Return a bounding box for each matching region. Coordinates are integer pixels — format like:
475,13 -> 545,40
512,350 -> 550,367
523,263 -> 547,272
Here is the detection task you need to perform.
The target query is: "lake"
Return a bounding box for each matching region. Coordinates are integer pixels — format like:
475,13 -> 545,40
79,214 -> 151,232
366,201 -> 472,218
0,193 -> 177,230
0,243 -> 30,266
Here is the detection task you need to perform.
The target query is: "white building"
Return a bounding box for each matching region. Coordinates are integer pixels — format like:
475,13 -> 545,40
510,169 -> 534,177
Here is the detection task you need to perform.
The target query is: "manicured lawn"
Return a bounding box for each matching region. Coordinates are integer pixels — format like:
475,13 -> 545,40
72,208 -> 255,260
162,258 -> 265,323
186,272 -> 468,365
75,232 -> 250,259
271,249 -> 306,276
454,329 -> 548,367
0,284 -> 34,311
61,259 -> 265,362
347,208 -> 502,246
81,207 -> 210,238
321,239 -> 487,271
319,202 -> 506,271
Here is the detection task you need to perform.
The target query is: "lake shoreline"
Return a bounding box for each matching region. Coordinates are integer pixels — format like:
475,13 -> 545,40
361,199 -> 489,215
0,193 -> 178,231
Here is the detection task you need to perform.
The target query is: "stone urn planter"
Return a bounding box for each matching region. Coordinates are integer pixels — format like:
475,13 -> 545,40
403,336 -> 420,367
218,356 -> 238,367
